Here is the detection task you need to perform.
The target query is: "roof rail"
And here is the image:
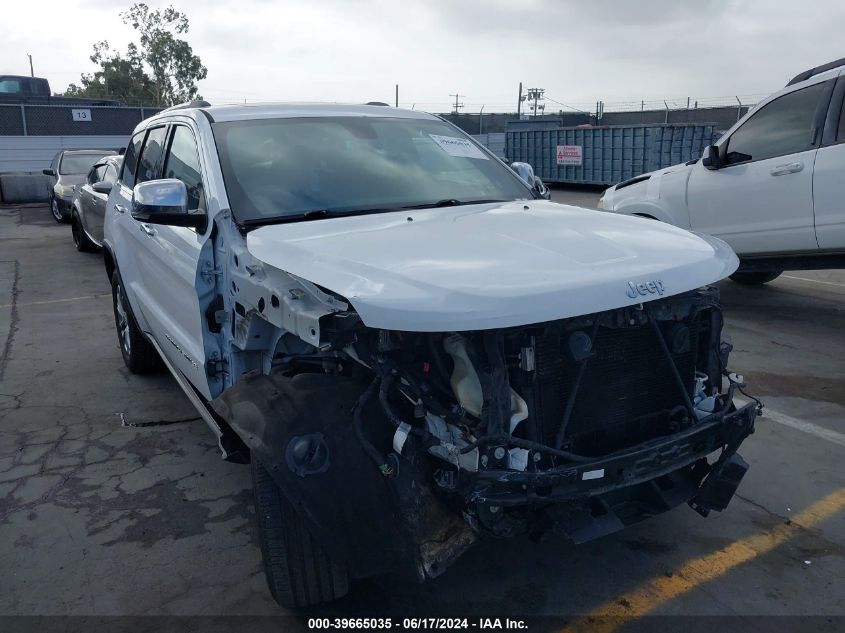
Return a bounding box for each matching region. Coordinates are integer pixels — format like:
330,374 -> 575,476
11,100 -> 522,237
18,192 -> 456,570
158,99 -> 212,114
786,57 -> 845,86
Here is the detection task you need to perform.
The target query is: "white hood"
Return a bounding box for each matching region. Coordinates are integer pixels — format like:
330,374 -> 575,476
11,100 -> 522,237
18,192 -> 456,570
246,200 -> 738,331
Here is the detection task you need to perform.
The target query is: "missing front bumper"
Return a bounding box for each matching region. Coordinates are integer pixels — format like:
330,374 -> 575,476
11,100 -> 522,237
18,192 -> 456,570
467,401 -> 757,543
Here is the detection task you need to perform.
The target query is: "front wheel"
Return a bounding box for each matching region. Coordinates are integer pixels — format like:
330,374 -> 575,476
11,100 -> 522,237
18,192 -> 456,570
729,271 -> 783,285
252,458 -> 349,608
110,271 -> 160,373
50,195 -> 67,223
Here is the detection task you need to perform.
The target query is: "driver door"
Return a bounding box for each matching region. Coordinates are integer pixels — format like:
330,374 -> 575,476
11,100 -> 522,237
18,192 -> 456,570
129,123 -> 218,399
687,80 -> 830,255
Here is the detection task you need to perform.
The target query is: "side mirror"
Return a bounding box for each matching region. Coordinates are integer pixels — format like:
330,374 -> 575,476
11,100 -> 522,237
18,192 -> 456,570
510,162 -> 536,187
43,168 -> 56,176
534,177 -> 551,200
131,179 -> 205,230
92,181 -> 112,195
701,145 -> 722,170
511,162 -> 551,199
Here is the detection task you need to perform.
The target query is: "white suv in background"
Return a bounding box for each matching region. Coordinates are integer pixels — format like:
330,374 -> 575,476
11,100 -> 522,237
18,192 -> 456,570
599,58 -> 845,284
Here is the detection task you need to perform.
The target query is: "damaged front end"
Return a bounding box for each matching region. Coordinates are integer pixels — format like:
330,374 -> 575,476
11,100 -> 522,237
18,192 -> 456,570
211,286 -> 758,582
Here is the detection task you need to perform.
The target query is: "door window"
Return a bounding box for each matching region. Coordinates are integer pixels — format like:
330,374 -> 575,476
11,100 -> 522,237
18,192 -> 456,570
136,126 -> 169,184
837,96 -> 845,142
725,82 -> 827,164
120,132 -> 145,188
163,125 -> 205,211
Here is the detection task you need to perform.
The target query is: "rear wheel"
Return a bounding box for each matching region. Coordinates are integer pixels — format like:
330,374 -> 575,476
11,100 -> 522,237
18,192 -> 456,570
729,271 -> 783,285
252,458 -> 349,608
71,211 -> 96,252
50,195 -> 67,223
110,271 -> 160,373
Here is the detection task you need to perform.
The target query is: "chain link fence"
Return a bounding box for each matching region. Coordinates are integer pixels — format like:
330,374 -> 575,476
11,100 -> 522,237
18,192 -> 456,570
0,103 -> 163,136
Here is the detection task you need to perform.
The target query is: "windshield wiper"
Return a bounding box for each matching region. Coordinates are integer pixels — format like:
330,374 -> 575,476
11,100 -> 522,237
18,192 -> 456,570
401,198 -> 508,210
240,198 -> 513,229
240,206 -> 400,228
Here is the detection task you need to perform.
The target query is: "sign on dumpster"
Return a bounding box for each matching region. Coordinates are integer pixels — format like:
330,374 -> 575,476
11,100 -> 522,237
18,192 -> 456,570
556,145 -> 582,166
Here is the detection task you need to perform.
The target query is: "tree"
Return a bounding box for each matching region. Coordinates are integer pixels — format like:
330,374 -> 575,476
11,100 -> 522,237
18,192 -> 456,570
65,42 -> 157,105
64,3 -> 207,107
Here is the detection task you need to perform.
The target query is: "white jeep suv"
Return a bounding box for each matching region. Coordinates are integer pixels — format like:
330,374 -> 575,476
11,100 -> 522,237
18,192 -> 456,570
102,102 -> 757,608
599,58 -> 845,285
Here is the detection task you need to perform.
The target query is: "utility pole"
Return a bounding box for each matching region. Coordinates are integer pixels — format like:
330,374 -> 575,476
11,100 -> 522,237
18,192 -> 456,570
395,84 -> 398,108
27,54 -> 33,77
525,88 -> 545,119
517,82 -> 523,116
449,93 -> 464,115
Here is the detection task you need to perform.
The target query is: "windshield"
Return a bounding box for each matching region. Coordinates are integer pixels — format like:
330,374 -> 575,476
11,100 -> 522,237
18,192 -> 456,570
60,153 -> 111,175
213,116 -> 531,223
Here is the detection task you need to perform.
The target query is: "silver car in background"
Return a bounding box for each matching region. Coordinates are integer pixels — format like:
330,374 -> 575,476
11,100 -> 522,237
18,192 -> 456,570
43,149 -> 117,222
70,155 -> 123,252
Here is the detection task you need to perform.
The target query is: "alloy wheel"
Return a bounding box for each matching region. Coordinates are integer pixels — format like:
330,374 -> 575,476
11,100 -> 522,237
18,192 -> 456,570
115,283 -> 131,355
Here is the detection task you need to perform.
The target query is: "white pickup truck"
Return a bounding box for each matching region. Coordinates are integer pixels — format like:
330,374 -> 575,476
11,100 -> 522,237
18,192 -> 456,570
599,58 -> 845,285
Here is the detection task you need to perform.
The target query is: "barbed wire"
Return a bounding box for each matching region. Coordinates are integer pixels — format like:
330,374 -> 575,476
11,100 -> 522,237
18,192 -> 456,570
29,85 -> 768,113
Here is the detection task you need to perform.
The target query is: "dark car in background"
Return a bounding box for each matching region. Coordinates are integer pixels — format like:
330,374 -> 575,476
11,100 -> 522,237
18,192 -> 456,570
43,149 -> 117,222
70,155 -> 123,252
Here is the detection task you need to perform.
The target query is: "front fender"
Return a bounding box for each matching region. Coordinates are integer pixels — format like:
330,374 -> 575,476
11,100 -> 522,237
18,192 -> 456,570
611,200 -> 683,227
209,370 -> 474,581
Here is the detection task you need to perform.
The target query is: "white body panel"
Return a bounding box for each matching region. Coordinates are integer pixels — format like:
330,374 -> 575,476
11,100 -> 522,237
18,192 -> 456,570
686,149 -> 819,254
247,200 -> 738,332
813,142 -> 845,250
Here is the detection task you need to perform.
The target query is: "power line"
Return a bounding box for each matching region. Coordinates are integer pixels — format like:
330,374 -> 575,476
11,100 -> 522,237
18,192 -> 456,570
543,95 -> 591,114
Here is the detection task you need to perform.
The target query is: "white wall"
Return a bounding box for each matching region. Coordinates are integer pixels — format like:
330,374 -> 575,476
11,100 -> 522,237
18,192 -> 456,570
472,133 -> 506,159
0,135 -> 129,172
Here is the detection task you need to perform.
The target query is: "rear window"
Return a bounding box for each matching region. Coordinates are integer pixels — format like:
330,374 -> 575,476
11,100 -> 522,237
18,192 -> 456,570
60,153 -> 110,175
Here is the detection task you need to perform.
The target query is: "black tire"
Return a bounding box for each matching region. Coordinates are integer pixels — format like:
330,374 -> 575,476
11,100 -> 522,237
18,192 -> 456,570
252,458 -> 349,608
110,271 -> 160,374
71,211 -> 96,252
729,270 -> 783,285
50,195 -> 67,223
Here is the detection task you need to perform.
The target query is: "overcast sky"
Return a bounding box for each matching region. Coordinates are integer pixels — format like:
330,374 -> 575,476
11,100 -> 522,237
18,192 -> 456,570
4,0 -> 844,112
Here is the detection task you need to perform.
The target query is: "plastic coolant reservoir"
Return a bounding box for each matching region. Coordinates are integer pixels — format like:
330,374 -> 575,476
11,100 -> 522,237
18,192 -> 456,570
443,334 -> 528,431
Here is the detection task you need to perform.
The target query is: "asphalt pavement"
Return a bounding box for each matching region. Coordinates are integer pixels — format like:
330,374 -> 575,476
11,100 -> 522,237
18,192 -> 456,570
1,197 -> 843,629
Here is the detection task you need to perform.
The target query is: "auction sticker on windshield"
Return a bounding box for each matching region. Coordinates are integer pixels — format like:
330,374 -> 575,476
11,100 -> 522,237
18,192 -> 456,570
429,134 -> 489,159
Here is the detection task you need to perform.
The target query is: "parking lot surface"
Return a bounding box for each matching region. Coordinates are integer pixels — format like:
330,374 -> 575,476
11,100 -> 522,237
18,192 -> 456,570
1,194 -> 844,626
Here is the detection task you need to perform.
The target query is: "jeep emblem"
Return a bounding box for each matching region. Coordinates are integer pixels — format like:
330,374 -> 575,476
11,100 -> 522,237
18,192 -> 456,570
626,279 -> 665,299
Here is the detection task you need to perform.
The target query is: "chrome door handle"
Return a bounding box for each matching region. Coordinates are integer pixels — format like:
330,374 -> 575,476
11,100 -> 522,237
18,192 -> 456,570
139,223 -> 157,236
114,204 -> 127,214
770,162 -> 803,176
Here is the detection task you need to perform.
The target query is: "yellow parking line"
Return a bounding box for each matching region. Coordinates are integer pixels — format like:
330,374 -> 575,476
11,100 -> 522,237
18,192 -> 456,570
562,487 -> 845,633
0,293 -> 110,309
